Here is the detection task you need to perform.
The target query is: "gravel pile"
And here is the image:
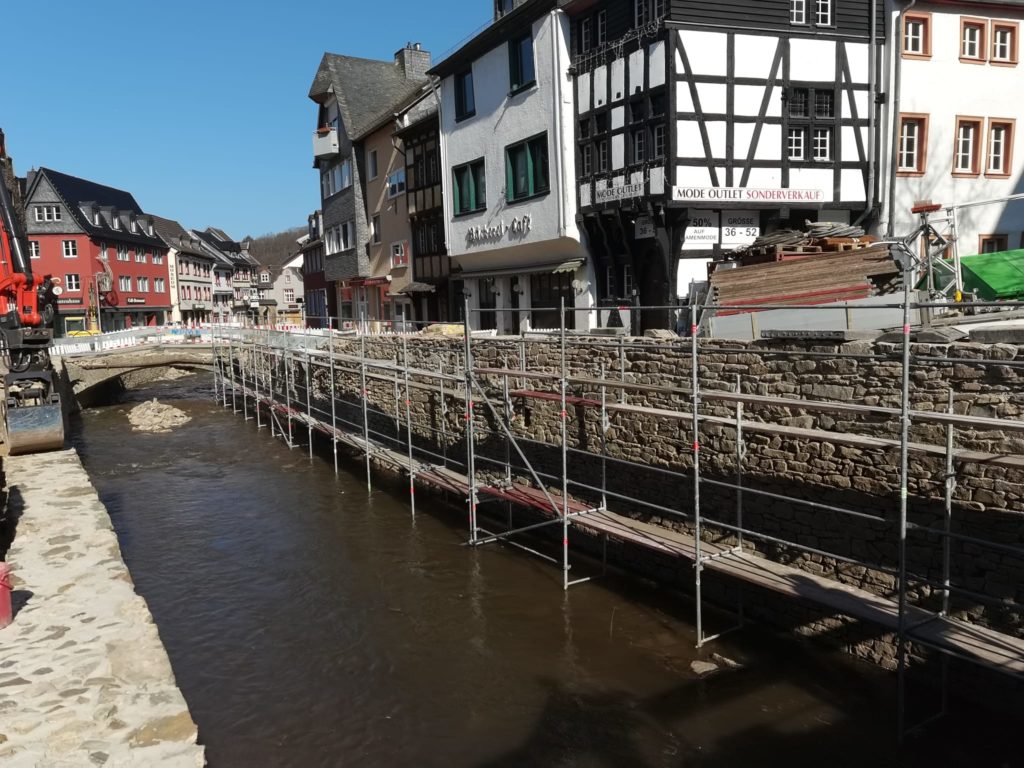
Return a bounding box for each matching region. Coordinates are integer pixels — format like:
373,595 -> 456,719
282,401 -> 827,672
127,399 -> 192,433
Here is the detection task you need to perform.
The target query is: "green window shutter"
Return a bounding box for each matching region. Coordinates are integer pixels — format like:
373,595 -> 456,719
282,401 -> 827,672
453,168 -> 462,213
505,149 -> 514,202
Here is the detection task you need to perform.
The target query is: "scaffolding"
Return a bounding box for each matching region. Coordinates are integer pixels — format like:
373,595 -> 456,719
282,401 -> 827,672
211,270 -> 1024,741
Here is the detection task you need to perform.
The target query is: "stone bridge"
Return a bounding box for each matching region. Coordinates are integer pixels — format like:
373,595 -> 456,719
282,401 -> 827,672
57,343 -> 215,404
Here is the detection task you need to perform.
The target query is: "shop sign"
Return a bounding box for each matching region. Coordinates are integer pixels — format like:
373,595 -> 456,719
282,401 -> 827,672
682,210 -> 761,251
595,182 -> 644,204
126,297 -> 146,305
672,186 -> 826,204
56,297 -> 82,305
635,216 -> 656,240
466,214 -> 532,247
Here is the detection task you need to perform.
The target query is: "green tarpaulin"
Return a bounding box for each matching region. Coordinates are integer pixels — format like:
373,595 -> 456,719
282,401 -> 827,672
922,249 -> 1024,300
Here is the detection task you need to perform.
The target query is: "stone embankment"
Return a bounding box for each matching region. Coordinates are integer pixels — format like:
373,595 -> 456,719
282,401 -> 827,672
0,449 -> 204,767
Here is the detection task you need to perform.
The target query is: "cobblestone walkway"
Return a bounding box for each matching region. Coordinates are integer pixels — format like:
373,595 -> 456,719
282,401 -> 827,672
0,449 -> 204,767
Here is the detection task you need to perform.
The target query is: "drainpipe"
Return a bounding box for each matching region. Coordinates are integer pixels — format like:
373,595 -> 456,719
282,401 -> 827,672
550,10 -> 567,239
856,0 -> 878,226
886,0 -> 917,237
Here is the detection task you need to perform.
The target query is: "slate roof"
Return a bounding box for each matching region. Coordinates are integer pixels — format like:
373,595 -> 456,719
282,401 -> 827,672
29,168 -> 165,248
150,215 -> 211,259
308,53 -> 427,140
194,228 -> 258,268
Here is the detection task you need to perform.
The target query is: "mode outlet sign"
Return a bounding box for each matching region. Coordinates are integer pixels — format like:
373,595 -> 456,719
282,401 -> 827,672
681,210 -> 760,251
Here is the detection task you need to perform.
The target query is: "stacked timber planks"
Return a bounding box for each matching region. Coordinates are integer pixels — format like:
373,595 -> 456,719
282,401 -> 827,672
711,244 -> 900,314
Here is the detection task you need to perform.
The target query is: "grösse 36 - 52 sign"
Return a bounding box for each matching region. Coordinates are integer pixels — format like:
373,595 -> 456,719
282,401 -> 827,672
672,186 -> 826,203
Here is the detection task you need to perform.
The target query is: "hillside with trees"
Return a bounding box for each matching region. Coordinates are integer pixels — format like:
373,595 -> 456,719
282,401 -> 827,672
245,226 -> 306,267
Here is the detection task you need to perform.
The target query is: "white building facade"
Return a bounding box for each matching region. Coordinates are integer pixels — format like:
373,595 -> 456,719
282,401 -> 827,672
433,0 -> 593,332
885,0 -> 1024,258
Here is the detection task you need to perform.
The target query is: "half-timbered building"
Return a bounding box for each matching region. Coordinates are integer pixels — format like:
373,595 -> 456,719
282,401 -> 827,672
563,0 -> 883,320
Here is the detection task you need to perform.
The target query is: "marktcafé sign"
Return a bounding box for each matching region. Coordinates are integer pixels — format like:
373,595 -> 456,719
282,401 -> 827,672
672,186 -> 825,203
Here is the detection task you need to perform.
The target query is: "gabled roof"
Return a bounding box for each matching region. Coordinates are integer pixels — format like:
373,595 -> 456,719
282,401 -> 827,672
308,53 -> 427,140
27,167 -> 165,248
150,215 -> 211,259
194,228 -> 258,268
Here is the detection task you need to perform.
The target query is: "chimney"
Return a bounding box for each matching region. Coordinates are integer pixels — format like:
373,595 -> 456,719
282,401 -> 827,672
394,42 -> 431,80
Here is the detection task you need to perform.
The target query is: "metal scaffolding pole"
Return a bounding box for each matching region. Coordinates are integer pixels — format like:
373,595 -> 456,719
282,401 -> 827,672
896,259 -> 913,742
254,331 -> 263,430
560,297 -> 570,591
229,335 -> 237,414
439,361 -> 448,469
403,334 -> 415,518
691,305 -> 705,647
463,295 -> 478,544
329,337 -> 339,476
268,335 -> 276,439
305,330 -> 313,460
285,343 -> 295,448
360,311 -> 372,492
241,338 -> 250,422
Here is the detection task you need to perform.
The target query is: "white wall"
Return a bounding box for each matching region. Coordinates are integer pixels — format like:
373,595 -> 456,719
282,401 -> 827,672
885,3 -> 1024,253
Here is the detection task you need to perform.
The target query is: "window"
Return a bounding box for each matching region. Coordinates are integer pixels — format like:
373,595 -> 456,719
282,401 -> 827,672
260,272 -> 271,285
391,241 -> 409,268
961,18 -> 986,62
787,128 -> 806,160
814,0 -> 831,26
284,288 -> 295,303
155,278 -> 165,293
29,240 -> 39,259
903,13 -> 932,58
986,119 -> 1014,176
898,115 -> 929,174
99,242 -> 108,260
579,17 -> 592,54
372,214 -> 381,244
129,218 -> 137,234
653,124 -> 666,158
339,159 -> 352,190
581,144 -> 593,175
814,91 -> 834,118
597,10 -> 607,45
111,214 -> 120,230
992,23 -> 1019,65
509,33 -> 535,92
341,220 -> 354,250
496,0 -> 513,18
654,0 -> 665,18
116,245 -> 128,261
505,134 -> 549,201
597,139 -> 609,172
118,275 -> 130,291
789,88 -> 809,118
790,0 -> 806,25
135,248 -> 147,263
386,169 -> 406,198
62,240 -> 77,258
153,252 -> 163,265
980,234 -> 1008,254
635,0 -> 649,27
65,274 -> 80,291
33,205 -> 61,222
137,277 -> 149,292
954,117 -> 983,174
368,150 -> 379,180
453,159 -> 486,214
812,128 -> 832,161
632,128 -> 646,164
455,70 -> 476,120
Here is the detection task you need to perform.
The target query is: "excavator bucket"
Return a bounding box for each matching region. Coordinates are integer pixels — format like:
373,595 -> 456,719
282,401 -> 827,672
5,399 -> 64,455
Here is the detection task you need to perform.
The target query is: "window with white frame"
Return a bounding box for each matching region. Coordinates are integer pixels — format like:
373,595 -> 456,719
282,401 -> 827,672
654,0 -> 665,18
62,240 -> 77,257
787,128 -> 806,160
372,214 -> 381,244
653,124 -> 666,158
812,128 -> 832,161
155,278 -> 165,293
65,273 -> 81,291
99,242 -> 108,260
814,0 -> 831,26
390,241 -> 408,269
137,276 -> 149,292
386,169 -> 406,198
152,252 -> 163,265
903,14 -> 931,56
135,248 -> 147,263
339,159 -> 352,190
634,0 -> 649,27
579,17 -> 592,53
992,23 -> 1018,64
111,214 -> 120,230
581,144 -> 593,175
117,244 -> 128,261
34,205 -> 61,222
987,120 -> 1013,175
962,19 -> 985,60
29,240 -> 39,259
597,139 -> 609,172
284,288 -> 295,303
632,128 -> 646,164
118,275 -> 130,291
954,118 -> 982,174
790,0 -> 806,25
898,116 -> 927,173
597,10 -> 607,44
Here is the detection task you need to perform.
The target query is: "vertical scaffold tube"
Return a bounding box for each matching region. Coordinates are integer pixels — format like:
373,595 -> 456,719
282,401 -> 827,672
329,336 -> 338,475
691,305 -> 704,646
360,312 -> 372,492
403,334 -> 415,518
896,255 -> 913,743
305,330 -> 313,460
560,297 -> 569,591
463,294 -> 478,544
254,331 -> 263,429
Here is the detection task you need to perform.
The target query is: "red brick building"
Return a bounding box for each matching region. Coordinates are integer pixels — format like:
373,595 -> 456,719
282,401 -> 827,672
23,168 -> 170,333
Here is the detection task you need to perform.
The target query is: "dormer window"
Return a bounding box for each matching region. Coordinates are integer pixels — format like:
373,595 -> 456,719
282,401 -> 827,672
496,0 -> 514,18
129,218 -> 137,233
111,214 -> 120,230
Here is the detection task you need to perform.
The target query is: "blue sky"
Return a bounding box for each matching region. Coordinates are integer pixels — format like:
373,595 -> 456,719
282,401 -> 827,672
2,0 -> 489,240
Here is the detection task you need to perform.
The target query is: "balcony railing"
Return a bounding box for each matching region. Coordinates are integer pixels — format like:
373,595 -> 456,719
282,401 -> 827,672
313,127 -> 339,160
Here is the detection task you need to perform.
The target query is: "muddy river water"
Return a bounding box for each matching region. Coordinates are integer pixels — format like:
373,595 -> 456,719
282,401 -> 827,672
71,374 -> 1017,767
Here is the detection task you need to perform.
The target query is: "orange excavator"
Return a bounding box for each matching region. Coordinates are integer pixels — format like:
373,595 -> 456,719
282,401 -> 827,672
0,129 -> 64,454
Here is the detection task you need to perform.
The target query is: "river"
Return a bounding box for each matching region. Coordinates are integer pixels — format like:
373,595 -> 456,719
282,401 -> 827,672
70,373 -> 1017,767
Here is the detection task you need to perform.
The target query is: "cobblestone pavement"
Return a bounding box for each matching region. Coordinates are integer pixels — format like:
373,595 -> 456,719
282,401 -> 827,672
0,449 -> 204,767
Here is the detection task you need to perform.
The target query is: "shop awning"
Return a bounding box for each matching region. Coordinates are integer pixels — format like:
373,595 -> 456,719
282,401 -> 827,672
456,258 -> 584,279
388,281 -> 437,297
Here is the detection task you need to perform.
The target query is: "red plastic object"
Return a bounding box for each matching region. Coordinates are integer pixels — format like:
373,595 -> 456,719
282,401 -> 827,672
0,562 -> 12,629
